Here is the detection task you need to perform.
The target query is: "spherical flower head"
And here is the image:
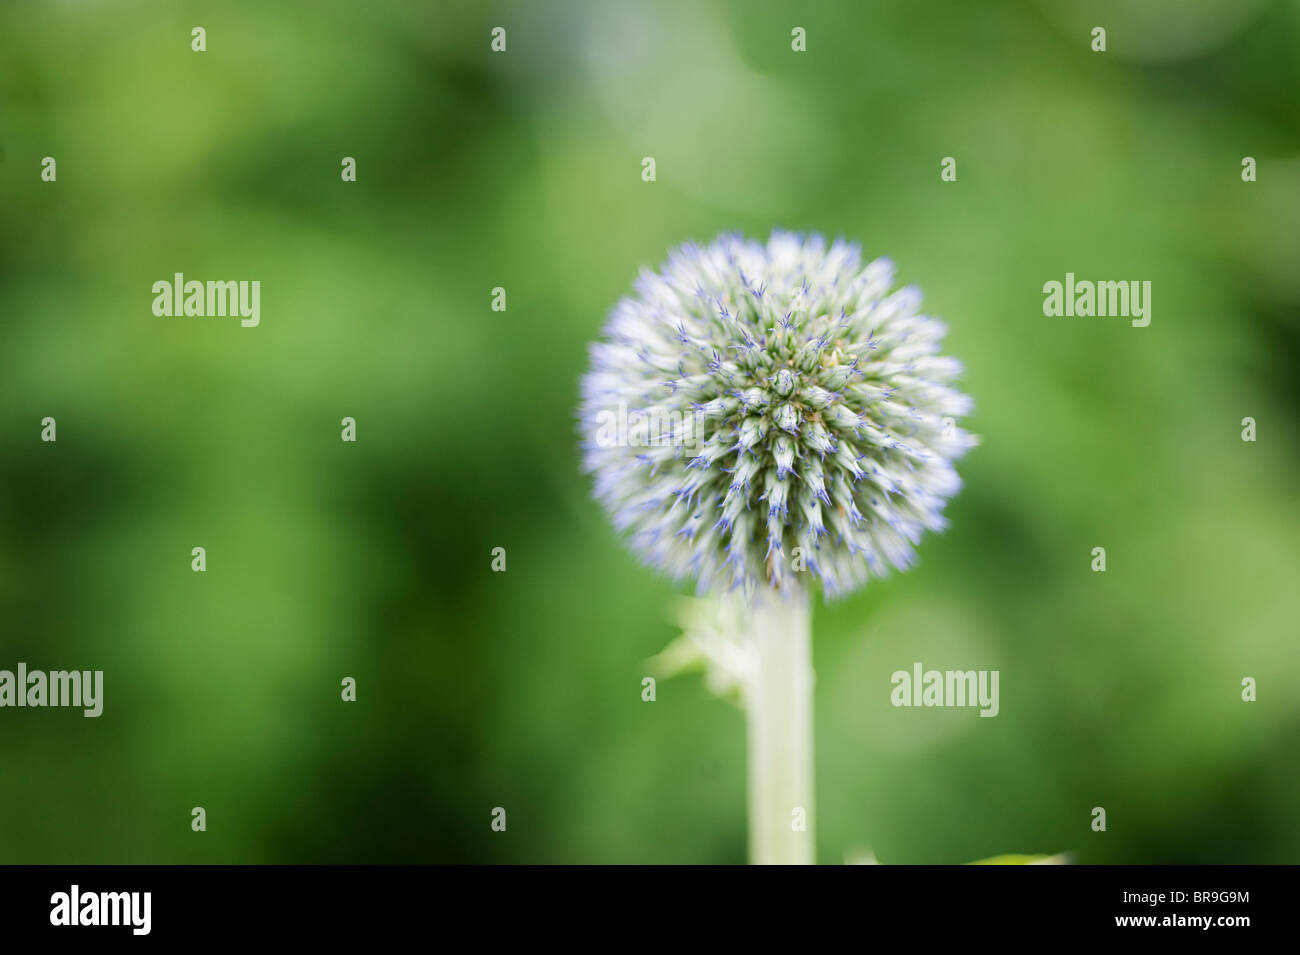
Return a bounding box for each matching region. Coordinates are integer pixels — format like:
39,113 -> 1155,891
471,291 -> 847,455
579,231 -> 977,598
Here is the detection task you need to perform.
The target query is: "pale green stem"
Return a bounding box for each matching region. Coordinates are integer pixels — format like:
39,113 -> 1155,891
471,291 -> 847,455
742,587 -> 815,865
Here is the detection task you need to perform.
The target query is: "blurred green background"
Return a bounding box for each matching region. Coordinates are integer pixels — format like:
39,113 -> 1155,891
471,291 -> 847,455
1,0 -> 1298,864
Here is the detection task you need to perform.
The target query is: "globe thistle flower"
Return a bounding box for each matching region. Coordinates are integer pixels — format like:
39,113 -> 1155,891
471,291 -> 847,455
579,231 -> 976,865
580,230 -> 976,598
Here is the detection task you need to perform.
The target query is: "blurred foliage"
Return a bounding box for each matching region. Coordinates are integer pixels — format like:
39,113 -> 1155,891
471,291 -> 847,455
1,0 -> 1297,863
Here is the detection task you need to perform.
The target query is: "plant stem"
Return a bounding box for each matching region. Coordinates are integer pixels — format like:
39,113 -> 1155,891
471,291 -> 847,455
743,587 -> 815,865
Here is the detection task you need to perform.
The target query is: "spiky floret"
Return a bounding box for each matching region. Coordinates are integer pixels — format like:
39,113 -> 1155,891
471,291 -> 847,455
579,231 -> 977,598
